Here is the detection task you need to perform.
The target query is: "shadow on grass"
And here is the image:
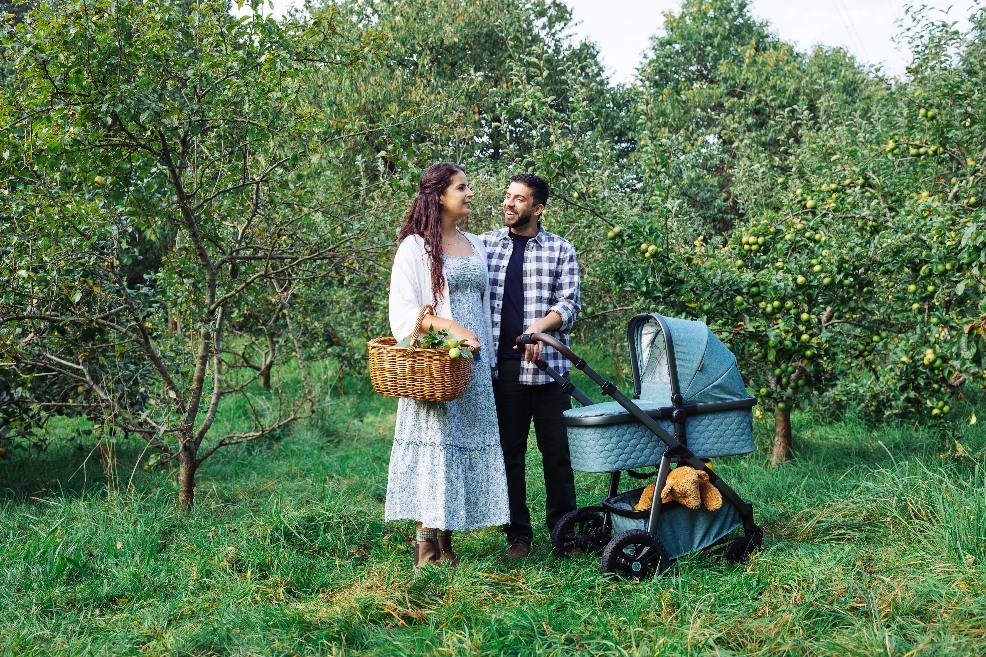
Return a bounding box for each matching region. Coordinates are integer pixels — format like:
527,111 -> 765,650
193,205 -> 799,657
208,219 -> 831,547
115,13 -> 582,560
0,440 -> 158,502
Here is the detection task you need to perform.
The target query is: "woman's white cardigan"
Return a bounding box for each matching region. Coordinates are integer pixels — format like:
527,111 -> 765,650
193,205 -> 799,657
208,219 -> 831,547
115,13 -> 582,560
388,232 -> 494,343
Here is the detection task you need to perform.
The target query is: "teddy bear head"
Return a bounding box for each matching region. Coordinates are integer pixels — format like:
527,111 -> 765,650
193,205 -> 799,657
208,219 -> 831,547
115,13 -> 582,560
661,466 -> 706,510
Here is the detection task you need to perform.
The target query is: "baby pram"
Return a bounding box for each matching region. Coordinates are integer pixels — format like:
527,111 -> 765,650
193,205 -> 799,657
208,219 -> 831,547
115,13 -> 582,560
519,313 -> 762,578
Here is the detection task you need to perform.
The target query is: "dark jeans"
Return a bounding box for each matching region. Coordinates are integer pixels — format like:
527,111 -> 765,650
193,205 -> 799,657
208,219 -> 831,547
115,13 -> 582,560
493,358 -> 577,544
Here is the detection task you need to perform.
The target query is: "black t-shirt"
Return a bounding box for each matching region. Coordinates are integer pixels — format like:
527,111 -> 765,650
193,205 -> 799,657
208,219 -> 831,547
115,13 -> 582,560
498,232 -> 532,359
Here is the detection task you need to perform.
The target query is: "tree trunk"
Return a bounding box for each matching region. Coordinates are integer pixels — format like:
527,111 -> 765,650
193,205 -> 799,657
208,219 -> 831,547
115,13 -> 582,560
97,439 -> 117,491
259,330 -> 276,390
178,447 -> 198,509
167,306 -> 178,335
771,405 -> 792,466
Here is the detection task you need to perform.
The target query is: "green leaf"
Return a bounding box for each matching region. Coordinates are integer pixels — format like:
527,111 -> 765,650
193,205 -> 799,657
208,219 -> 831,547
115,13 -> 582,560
960,224 -> 976,247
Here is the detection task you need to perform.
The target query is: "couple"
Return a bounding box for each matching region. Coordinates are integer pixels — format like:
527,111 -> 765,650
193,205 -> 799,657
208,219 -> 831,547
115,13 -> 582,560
385,162 -> 581,568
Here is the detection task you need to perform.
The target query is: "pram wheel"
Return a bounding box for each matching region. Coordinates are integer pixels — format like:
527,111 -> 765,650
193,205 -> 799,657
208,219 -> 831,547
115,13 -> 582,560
551,506 -> 610,557
600,529 -> 672,579
724,527 -> 763,564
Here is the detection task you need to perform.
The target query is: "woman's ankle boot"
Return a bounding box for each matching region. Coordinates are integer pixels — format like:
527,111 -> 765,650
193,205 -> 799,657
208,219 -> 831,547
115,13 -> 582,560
413,524 -> 440,569
436,530 -> 459,566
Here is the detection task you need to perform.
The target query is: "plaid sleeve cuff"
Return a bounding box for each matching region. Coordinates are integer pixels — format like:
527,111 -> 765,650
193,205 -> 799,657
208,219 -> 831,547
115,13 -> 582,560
550,300 -> 576,331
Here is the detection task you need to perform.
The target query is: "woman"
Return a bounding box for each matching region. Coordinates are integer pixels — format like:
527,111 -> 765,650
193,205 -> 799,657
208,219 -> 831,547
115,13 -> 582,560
385,162 -> 509,568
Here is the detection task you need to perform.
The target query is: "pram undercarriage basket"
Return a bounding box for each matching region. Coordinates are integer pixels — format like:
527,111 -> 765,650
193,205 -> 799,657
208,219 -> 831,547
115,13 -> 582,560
521,313 -> 763,578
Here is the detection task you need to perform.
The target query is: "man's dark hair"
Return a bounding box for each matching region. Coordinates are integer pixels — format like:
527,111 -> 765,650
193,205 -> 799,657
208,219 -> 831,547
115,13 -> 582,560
510,173 -> 549,207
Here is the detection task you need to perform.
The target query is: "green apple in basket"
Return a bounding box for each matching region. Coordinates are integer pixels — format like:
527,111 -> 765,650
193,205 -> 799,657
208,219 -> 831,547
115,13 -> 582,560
446,338 -> 475,361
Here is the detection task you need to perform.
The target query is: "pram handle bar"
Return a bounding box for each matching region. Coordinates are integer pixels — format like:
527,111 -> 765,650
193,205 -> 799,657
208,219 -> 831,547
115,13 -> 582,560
531,357 -> 595,406
516,333 -> 594,406
517,332 -> 582,366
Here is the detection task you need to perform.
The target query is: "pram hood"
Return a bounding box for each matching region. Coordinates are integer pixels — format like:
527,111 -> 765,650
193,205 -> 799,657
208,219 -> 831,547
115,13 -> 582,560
562,313 -> 756,468
628,314 -> 750,405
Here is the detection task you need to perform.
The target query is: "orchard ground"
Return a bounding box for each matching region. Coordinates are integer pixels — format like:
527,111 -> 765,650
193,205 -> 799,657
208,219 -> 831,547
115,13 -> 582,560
1,357 -> 984,657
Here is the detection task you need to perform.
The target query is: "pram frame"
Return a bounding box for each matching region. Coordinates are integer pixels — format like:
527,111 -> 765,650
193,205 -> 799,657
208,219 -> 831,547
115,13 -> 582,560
519,312 -> 761,572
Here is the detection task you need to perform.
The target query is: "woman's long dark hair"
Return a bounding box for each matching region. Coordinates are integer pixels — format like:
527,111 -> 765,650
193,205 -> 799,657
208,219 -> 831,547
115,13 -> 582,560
398,162 -> 465,306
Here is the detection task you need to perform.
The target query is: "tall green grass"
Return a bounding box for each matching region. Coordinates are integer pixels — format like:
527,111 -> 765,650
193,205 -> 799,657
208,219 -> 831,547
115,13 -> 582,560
1,361 -> 983,656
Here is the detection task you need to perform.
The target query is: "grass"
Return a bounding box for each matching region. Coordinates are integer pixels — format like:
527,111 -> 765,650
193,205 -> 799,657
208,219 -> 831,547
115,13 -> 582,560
1,359 -> 984,656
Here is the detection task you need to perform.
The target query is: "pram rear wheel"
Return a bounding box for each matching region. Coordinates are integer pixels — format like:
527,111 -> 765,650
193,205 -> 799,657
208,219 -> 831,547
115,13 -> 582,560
600,529 -> 672,579
725,528 -> 763,564
551,506 -> 610,557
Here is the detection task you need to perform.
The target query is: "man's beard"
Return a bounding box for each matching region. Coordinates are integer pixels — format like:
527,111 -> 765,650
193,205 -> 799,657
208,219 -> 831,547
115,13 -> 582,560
505,208 -> 535,228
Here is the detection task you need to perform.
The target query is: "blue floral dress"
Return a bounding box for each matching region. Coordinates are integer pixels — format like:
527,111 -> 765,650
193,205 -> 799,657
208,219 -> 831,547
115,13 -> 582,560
384,249 -> 510,530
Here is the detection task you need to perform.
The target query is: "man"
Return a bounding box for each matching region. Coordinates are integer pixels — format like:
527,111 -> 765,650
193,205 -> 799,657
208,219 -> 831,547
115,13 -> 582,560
482,173 -> 580,559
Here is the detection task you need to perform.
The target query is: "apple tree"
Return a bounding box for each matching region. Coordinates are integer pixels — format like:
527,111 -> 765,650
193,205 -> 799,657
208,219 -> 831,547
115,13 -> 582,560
0,0 -> 398,506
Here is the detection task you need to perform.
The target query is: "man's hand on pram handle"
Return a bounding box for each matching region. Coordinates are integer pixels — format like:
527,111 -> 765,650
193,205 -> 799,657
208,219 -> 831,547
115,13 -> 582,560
515,312 -> 564,363
516,332 -> 583,367
518,332 -> 596,406
515,332 -> 543,363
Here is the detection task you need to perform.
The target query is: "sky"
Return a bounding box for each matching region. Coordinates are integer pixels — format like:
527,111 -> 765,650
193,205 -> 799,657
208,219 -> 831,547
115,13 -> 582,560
244,0 -> 982,83
565,0 -> 980,83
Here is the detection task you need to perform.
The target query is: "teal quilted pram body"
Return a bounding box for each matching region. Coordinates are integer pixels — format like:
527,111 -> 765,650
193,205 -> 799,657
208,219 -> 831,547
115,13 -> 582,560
521,313 -> 762,578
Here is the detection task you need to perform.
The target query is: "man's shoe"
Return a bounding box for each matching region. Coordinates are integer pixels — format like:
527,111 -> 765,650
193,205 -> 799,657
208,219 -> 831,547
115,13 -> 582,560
505,538 -> 531,560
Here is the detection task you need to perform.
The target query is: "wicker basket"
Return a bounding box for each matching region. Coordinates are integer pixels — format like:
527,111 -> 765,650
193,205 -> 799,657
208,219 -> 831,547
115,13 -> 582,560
367,305 -> 472,402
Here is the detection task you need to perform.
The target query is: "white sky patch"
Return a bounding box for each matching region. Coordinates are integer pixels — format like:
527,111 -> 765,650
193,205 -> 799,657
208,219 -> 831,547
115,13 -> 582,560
565,0 -> 979,83
242,0 -> 981,83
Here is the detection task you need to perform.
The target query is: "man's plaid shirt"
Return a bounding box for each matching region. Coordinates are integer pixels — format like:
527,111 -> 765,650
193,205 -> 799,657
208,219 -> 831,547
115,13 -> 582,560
481,224 -> 581,385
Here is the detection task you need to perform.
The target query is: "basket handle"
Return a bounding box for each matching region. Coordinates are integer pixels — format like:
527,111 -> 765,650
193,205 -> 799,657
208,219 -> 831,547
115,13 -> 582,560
408,304 -> 436,348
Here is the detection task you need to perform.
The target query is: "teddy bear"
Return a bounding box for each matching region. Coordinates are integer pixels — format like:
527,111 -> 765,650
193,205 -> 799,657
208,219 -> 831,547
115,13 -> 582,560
633,465 -> 722,512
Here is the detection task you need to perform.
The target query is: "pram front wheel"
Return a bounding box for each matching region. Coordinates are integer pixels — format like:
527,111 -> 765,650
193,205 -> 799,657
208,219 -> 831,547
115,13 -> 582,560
551,506 -> 610,557
600,529 -> 673,579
